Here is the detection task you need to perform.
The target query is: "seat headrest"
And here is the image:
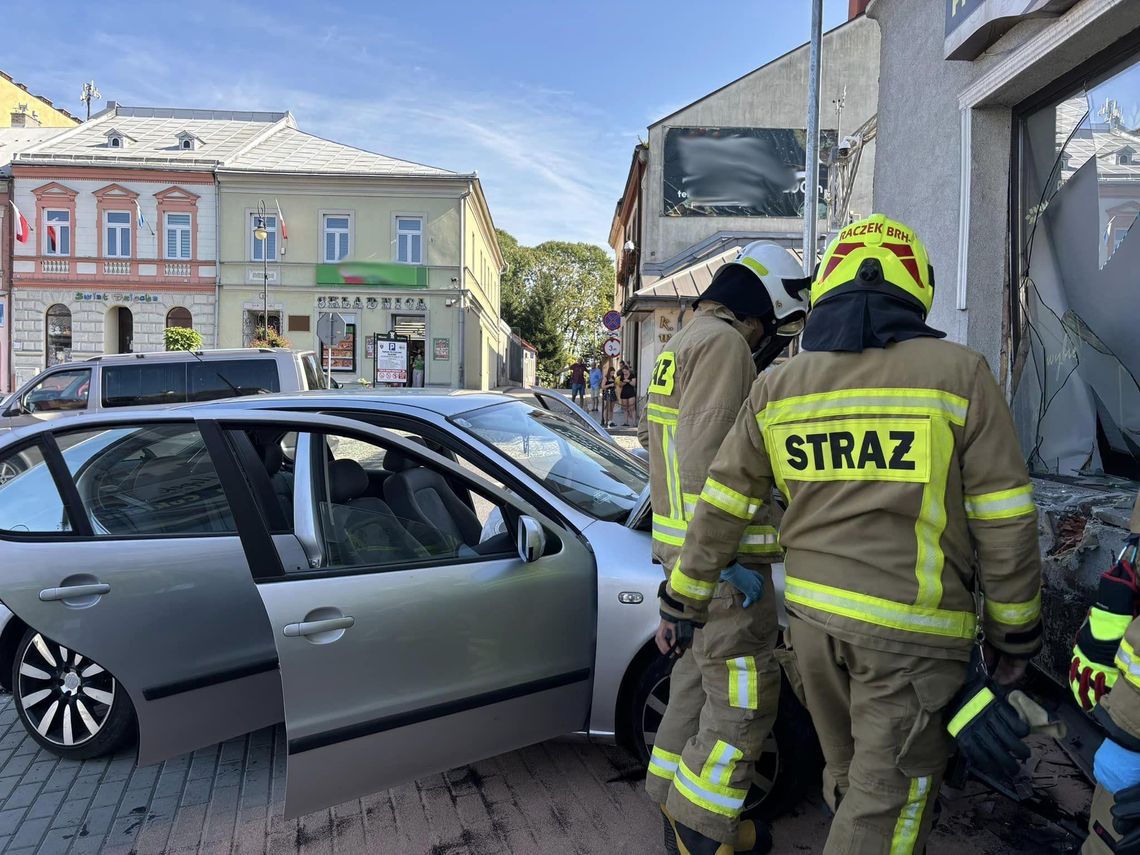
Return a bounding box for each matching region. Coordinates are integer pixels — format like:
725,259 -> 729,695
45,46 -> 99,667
263,443 -> 283,476
384,436 -> 427,473
329,458 -> 369,504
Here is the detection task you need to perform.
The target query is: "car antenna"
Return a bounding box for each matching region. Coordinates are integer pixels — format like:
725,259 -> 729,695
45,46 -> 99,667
183,350 -> 244,398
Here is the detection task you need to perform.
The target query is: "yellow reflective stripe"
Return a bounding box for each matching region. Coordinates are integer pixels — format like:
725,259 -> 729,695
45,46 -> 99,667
1116,638 -> 1140,690
699,478 -> 761,521
652,514 -> 687,547
648,402 -> 679,419
985,591 -> 1041,626
727,656 -> 759,709
648,745 -> 681,781
670,559 -> 716,601
1090,607 -> 1133,640
946,687 -> 994,737
700,740 -> 743,787
738,525 -> 781,554
738,256 -> 769,278
682,492 -> 699,519
761,387 -> 969,427
661,424 -> 683,521
914,418 -> 952,608
965,485 -> 1035,520
673,759 -> 748,818
889,776 -> 932,855
786,577 -> 977,639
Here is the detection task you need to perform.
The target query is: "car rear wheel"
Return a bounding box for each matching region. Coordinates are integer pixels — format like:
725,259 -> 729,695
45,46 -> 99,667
628,651 -> 822,819
12,629 -> 135,760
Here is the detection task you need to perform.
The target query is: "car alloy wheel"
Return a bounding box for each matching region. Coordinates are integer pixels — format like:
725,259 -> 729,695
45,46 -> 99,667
17,632 -> 116,748
0,459 -> 22,486
640,670 -> 780,813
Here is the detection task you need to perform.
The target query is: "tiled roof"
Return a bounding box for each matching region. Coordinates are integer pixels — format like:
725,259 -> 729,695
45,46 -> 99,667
13,104 -> 288,168
222,126 -> 456,177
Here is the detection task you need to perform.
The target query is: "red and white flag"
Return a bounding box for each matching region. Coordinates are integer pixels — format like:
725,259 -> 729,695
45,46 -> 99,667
9,200 -> 28,244
275,198 -> 288,243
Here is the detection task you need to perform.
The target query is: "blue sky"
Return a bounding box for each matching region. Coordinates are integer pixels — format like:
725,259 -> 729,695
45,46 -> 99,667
6,1 -> 847,249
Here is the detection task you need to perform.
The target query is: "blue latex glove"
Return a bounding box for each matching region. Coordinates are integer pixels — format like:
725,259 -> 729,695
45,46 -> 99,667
1094,738 -> 1140,794
719,563 -> 764,608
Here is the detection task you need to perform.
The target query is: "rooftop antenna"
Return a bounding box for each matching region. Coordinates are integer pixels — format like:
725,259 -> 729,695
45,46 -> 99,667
80,80 -> 101,121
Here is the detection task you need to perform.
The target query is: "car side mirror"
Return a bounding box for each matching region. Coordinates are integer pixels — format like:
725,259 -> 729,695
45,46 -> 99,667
516,516 -> 546,563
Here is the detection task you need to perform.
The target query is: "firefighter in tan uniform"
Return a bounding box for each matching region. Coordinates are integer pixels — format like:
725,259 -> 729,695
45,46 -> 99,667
642,242 -> 810,855
1071,493 -> 1140,853
664,214 -> 1043,855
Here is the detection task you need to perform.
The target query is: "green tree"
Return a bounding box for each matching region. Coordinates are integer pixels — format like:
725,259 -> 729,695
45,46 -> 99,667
164,326 -> 203,351
497,229 -> 615,384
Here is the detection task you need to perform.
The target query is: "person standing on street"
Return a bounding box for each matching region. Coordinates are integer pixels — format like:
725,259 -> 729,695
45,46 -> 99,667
602,367 -> 618,427
644,242 -> 809,855
569,357 -> 587,406
1071,492 -> 1140,854
666,214 -> 1042,855
619,363 -> 638,425
589,362 -> 603,413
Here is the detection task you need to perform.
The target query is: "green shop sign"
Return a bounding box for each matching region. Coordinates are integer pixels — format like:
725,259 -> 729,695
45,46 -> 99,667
316,262 -> 428,287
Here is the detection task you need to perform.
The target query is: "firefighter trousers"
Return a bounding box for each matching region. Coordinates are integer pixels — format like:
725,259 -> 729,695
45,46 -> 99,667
1082,783 -> 1120,854
645,578 -> 780,843
787,615 -> 967,855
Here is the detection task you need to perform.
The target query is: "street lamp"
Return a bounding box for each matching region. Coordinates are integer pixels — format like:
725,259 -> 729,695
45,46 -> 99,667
254,200 -> 269,343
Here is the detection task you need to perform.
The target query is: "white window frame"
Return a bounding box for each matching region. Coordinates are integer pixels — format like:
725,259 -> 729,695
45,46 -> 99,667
104,210 -> 132,259
44,209 -> 71,257
394,214 -> 424,265
321,211 -> 353,263
250,212 -> 278,262
165,212 -> 192,260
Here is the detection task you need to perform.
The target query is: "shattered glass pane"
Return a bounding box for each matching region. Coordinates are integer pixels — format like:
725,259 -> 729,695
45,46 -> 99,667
1086,62 -> 1140,268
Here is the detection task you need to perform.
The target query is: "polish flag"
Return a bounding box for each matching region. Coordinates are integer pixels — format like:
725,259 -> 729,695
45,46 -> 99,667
9,200 -> 28,244
47,225 -> 57,253
275,198 -> 288,242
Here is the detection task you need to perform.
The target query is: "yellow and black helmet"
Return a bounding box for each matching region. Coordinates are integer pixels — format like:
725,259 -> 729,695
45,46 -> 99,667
812,214 -> 935,315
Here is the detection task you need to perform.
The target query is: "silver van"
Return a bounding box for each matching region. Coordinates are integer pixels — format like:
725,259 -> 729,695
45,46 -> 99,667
0,348 -> 327,437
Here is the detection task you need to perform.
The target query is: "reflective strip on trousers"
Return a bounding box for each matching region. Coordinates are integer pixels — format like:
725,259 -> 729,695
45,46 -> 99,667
727,656 -> 759,709
785,577 -> 977,639
985,592 -> 1041,626
889,776 -> 932,854
964,485 -> 1035,521
913,417 -> 953,608
758,387 -> 969,428
670,558 -> 716,601
648,745 -> 681,782
652,514 -> 688,547
700,740 -> 743,787
700,477 -> 762,521
1117,638 -> 1140,690
672,759 -> 748,818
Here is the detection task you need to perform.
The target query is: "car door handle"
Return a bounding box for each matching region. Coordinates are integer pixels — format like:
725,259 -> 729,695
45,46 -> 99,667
283,616 -> 355,637
39,583 -> 110,602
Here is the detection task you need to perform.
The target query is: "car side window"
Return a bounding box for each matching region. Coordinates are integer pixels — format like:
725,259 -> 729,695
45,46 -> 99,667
102,364 -> 188,408
311,430 -> 517,572
18,368 -> 91,414
0,444 -> 71,534
58,424 -> 236,536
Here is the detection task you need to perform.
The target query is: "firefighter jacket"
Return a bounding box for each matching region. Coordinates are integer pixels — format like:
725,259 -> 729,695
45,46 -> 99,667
645,303 -> 782,574
1096,494 -> 1140,748
666,336 -> 1042,661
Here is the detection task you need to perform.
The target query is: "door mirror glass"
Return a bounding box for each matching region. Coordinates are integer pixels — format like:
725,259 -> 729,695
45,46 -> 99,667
19,369 -> 92,415
517,515 -> 545,563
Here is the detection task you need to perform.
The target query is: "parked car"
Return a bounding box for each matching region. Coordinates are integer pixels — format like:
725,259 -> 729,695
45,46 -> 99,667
0,391 -> 817,820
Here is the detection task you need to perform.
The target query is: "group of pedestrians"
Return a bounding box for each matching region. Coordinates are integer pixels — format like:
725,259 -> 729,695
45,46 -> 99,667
568,356 -> 637,427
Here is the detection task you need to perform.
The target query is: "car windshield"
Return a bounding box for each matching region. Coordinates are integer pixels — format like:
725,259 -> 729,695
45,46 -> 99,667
452,400 -> 645,522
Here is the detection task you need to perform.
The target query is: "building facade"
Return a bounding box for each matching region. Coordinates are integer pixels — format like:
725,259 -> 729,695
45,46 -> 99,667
869,0 -> 1140,478
0,71 -> 78,128
215,126 -> 502,390
6,105 -> 287,386
610,12 -> 880,396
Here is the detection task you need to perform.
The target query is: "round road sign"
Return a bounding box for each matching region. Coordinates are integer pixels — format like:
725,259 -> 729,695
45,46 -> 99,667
603,337 -> 622,357
602,310 -> 622,332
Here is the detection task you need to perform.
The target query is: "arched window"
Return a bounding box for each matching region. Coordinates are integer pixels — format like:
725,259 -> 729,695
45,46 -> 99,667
45,304 -> 72,367
166,307 -> 193,329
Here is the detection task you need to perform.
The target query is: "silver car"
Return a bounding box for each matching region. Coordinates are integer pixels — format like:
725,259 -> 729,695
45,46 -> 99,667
0,391 -> 816,819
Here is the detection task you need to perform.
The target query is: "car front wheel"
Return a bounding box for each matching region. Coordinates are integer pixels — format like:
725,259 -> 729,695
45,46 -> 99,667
628,651 -> 822,819
12,629 -> 135,760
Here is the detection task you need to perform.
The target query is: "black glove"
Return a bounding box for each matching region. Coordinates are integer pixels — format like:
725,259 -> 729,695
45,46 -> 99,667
658,581 -> 701,659
946,652 -> 1031,780
1110,783 -> 1140,854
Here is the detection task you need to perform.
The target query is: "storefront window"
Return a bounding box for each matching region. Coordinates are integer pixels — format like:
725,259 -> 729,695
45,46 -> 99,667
1013,52 -> 1140,476
45,304 -> 72,367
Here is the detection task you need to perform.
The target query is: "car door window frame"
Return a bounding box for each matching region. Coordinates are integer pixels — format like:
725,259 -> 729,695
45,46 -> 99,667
0,432 -> 94,540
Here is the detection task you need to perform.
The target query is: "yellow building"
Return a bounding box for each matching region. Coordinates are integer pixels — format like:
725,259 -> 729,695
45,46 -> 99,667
0,72 -> 79,127
216,117 -> 504,389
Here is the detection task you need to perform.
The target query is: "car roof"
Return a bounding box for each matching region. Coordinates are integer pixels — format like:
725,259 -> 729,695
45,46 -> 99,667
79,348 -> 307,364
181,388 -> 522,418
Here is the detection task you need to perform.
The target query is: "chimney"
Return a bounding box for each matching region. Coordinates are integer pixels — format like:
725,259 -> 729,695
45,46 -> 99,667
848,0 -> 870,18
9,106 -> 40,128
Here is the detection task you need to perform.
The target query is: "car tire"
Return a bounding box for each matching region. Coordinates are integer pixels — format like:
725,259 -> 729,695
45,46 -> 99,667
12,629 -> 135,760
627,651 -> 822,820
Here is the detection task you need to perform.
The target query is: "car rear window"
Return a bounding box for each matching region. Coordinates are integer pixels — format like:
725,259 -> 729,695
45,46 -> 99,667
189,359 -> 280,401
300,353 -> 326,390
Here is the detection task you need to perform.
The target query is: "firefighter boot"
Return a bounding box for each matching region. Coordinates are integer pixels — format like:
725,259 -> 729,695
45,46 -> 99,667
661,806 -> 733,855
733,818 -> 773,853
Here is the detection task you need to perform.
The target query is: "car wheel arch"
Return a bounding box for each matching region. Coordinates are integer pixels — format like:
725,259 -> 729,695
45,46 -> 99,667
613,636 -> 661,754
0,614 -> 28,693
